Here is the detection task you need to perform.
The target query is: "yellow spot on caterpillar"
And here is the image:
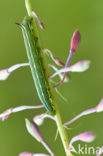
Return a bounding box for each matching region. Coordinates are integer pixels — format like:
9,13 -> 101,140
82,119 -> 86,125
31,53 -> 33,57
28,43 -> 30,47
36,74 -> 38,78
44,98 -> 46,103
34,64 -> 35,68
41,92 -> 46,103
41,92 -> 44,97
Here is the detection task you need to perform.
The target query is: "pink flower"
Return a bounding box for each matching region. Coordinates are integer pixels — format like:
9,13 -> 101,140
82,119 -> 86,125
78,132 -> 95,142
19,152 -> 33,156
69,131 -> 95,150
70,29 -> 81,53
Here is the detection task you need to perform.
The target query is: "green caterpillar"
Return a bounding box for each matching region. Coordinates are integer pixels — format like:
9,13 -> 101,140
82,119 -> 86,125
19,16 -> 56,115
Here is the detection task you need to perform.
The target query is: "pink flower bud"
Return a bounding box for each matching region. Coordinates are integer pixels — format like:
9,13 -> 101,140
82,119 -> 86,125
70,29 -> 81,53
19,153 -> 49,156
33,113 -> 55,126
0,63 -> 29,81
39,22 -> 45,30
69,60 -> 90,72
32,11 -> 45,30
55,59 -> 64,66
33,114 -> 44,126
0,108 -> 12,121
19,152 -> 33,156
78,132 -> 95,142
0,105 -> 43,121
25,119 -> 44,142
0,69 -> 10,80
69,132 -> 95,150
96,99 -> 103,112
25,119 -> 54,156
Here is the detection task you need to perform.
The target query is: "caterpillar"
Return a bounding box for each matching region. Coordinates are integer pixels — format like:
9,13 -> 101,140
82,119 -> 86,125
18,16 -> 56,115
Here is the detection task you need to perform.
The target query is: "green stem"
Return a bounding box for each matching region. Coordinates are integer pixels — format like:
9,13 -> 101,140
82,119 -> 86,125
25,0 -> 73,155
25,0 -> 32,16
55,105 -> 73,156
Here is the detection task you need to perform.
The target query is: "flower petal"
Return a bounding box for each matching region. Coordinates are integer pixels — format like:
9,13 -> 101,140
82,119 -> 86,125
78,132 -> 95,142
50,60 -> 90,79
0,105 -> 44,121
69,132 -> 95,150
69,60 -> 90,72
0,63 -> 29,80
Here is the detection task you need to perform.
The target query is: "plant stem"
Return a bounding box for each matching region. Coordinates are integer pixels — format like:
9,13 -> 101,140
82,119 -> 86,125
25,0 -> 73,155
55,105 -> 73,156
25,0 -> 32,16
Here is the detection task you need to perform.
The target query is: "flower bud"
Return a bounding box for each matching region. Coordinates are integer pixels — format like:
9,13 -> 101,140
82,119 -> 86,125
0,105 -> 43,121
69,131 -> 95,150
0,108 -> 12,121
32,11 -> 45,30
78,132 -> 95,142
69,60 -> 90,72
70,29 -> 81,53
39,22 -> 45,30
96,99 -> 103,112
33,114 -> 55,126
0,69 -> 10,80
19,152 -> 33,156
25,119 -> 44,142
33,115 -> 44,126
55,59 -> 64,66
0,63 -> 29,80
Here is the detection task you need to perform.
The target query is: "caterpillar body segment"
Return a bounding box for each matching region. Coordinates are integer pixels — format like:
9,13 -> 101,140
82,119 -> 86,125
20,16 -> 56,115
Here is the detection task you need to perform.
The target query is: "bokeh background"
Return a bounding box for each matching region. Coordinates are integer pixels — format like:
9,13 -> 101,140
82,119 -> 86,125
0,0 -> 103,155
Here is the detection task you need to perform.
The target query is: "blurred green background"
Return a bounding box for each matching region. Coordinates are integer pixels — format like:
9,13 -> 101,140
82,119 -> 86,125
0,0 -> 103,155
